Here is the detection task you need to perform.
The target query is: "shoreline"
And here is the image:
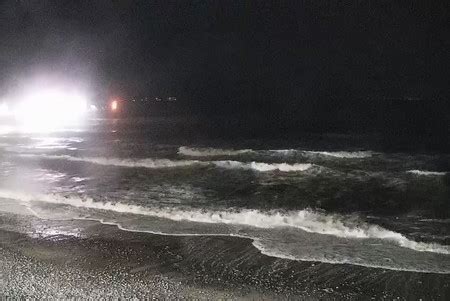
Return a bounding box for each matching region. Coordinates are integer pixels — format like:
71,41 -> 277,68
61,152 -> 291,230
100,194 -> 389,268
1,213 -> 449,299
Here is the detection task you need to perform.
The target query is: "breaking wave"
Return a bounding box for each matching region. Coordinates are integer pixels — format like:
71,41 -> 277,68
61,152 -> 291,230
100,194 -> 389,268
178,146 -> 374,159
303,150 -> 374,158
178,146 -> 252,157
1,189 -> 448,255
213,160 -> 313,172
251,241 -> 449,274
269,149 -> 374,158
407,170 -> 447,176
20,154 -> 314,172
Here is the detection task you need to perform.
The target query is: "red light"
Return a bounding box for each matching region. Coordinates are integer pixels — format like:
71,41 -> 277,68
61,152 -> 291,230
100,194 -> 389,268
111,100 -> 118,111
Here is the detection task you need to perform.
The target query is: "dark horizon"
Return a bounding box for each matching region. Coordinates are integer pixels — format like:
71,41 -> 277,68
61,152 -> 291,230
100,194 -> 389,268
0,1 -> 449,150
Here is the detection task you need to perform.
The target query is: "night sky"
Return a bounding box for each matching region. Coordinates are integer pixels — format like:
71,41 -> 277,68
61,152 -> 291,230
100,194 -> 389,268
0,1 -> 449,143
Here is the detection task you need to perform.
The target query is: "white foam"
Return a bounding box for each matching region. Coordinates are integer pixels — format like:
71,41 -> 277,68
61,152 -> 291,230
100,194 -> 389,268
213,160 -> 313,172
269,149 -> 374,158
251,240 -> 449,274
178,146 -> 252,157
1,189 -> 448,255
407,170 -> 447,176
304,151 -> 373,158
269,149 -> 297,155
71,176 -> 91,182
20,154 -> 313,172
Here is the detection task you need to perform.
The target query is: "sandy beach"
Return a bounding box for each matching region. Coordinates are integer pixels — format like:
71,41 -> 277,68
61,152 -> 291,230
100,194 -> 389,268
1,212 -> 449,299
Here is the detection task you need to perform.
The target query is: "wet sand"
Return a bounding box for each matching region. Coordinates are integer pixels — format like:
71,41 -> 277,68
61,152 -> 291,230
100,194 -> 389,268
1,213 -> 449,299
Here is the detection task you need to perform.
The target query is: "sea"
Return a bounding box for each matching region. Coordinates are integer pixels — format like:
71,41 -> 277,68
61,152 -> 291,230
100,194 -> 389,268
0,118 -> 449,298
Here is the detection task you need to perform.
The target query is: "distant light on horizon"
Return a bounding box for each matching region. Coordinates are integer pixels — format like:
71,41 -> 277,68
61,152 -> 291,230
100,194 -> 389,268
111,100 -> 118,112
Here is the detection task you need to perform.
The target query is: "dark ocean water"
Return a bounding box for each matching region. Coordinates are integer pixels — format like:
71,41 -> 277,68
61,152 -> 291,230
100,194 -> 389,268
1,118 -> 449,297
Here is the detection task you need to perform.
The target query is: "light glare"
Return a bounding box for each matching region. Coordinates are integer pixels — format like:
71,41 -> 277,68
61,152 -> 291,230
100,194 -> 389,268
111,100 -> 118,111
13,88 -> 89,132
0,102 -> 10,116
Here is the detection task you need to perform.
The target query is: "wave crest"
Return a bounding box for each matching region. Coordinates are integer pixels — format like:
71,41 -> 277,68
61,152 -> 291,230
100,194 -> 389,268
304,150 -> 373,158
178,146 -> 252,157
213,160 -> 313,172
407,170 -> 447,176
270,149 -> 373,158
179,146 -> 374,159
20,154 -> 314,172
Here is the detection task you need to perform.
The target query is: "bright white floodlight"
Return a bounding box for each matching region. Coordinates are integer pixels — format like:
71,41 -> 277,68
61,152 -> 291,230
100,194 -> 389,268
13,88 -> 89,132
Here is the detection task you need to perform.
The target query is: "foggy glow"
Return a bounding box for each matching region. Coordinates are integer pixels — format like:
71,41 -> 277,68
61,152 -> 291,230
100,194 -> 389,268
0,125 -> 14,135
13,88 -> 89,132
